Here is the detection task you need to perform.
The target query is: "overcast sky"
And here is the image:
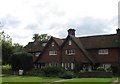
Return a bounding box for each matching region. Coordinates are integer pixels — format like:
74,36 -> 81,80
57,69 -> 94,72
0,0 -> 119,46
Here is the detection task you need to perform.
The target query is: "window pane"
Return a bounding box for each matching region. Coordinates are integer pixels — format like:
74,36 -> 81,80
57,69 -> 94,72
98,49 -> 108,55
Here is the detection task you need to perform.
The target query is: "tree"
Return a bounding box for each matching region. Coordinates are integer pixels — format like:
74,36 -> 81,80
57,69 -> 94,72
0,31 -> 24,65
12,43 -> 24,53
9,51 -> 33,71
32,34 -> 51,42
0,31 -> 13,65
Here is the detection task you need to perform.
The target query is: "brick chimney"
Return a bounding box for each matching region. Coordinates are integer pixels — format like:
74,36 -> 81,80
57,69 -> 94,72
68,29 -> 76,36
117,28 -> 120,42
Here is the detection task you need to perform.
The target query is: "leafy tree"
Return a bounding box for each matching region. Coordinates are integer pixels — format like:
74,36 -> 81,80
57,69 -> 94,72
9,51 -> 33,71
32,34 -> 51,42
12,43 -> 24,53
0,31 -> 12,65
0,31 -> 24,65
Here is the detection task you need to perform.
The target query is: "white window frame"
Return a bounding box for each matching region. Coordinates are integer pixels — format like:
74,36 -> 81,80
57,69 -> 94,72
66,49 -> 75,55
98,49 -> 108,55
42,43 -> 47,46
71,63 -> 74,70
49,50 -> 57,55
52,42 -> 54,46
69,40 -> 72,45
35,52 -> 41,57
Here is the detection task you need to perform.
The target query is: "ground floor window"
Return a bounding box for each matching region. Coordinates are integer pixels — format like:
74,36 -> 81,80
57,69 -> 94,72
48,63 -> 59,67
62,63 -> 74,70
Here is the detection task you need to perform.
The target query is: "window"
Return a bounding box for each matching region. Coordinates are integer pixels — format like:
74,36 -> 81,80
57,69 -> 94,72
49,50 -> 57,55
42,43 -> 47,46
98,49 -> 108,55
35,52 -> 41,57
69,40 -> 72,45
66,49 -> 75,55
52,42 -> 54,46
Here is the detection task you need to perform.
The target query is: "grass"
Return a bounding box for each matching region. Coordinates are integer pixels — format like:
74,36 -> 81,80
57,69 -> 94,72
1,75 -> 117,84
2,75 -> 61,82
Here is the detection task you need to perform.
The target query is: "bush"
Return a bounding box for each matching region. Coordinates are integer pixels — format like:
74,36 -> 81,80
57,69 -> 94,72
26,69 -> 42,76
106,67 -> 112,72
41,66 -> 65,77
59,71 -> 74,79
97,67 -> 106,71
1,64 -> 11,70
9,51 -> 33,71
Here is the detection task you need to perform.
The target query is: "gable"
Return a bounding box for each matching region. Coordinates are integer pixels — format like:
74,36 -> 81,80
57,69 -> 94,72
61,35 -> 96,64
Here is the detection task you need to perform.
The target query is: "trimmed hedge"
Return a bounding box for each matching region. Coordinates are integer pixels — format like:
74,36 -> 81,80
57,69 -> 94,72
59,71 -> 74,79
78,71 -> 112,78
41,66 -> 65,77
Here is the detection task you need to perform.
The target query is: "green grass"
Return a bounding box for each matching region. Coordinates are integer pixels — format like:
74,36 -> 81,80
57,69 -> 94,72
1,75 -> 117,84
2,75 -> 61,82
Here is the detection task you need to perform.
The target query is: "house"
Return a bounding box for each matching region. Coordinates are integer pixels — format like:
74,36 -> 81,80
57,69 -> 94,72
25,28 -> 120,71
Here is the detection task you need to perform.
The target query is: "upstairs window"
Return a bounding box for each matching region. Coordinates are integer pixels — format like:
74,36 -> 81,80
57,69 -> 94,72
69,40 -> 72,45
49,50 -> 57,55
35,52 -> 41,57
42,43 -> 47,46
98,49 -> 108,55
52,42 -> 54,46
66,49 -> 75,55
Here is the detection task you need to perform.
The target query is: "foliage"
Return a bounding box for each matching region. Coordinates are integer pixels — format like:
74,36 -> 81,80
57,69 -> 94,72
12,43 -> 24,53
97,67 -> 106,71
32,34 -> 51,42
41,66 -> 65,77
2,40 -> 13,65
0,64 -> 11,70
0,31 -> 24,65
9,51 -> 33,71
106,67 -> 112,72
74,62 -> 83,73
59,71 -> 74,79
26,69 -> 42,76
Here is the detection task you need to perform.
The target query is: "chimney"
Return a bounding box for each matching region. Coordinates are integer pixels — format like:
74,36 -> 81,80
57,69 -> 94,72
68,29 -> 76,36
117,28 -> 120,42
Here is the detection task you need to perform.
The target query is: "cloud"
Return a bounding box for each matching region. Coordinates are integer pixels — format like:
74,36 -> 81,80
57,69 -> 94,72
0,15 -> 21,29
57,16 -> 117,37
0,0 -> 118,46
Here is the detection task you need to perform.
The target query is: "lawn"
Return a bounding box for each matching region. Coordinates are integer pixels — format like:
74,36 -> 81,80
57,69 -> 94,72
1,75 -> 117,84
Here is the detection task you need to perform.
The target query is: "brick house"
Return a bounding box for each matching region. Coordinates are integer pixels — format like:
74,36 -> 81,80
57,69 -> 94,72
25,28 -> 120,71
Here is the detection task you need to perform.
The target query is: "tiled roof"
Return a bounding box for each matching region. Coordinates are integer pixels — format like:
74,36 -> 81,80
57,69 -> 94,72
24,41 -> 44,53
80,34 -> 118,49
53,37 -> 64,46
69,35 -> 96,64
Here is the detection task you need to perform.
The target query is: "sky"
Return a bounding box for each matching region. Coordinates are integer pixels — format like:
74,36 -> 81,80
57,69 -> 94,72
0,0 -> 119,46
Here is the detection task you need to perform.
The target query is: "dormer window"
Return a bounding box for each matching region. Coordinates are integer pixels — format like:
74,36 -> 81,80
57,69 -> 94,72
69,40 -> 72,45
35,52 -> 41,57
42,43 -> 47,46
52,42 -> 54,46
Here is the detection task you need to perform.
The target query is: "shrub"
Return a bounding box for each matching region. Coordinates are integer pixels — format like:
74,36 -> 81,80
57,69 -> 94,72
41,66 -> 65,77
97,67 -> 106,71
59,71 -> 74,79
26,69 -> 42,76
106,67 -> 112,72
9,51 -> 33,71
1,64 -> 11,70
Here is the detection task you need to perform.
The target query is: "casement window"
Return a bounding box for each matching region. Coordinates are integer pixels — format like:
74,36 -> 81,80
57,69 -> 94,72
52,42 -> 55,46
49,50 -> 57,55
35,52 -> 41,57
98,49 -> 108,55
69,40 -> 72,45
66,49 -> 75,55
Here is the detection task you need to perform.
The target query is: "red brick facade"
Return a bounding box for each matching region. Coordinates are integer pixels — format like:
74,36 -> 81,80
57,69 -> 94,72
25,28 -> 120,70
